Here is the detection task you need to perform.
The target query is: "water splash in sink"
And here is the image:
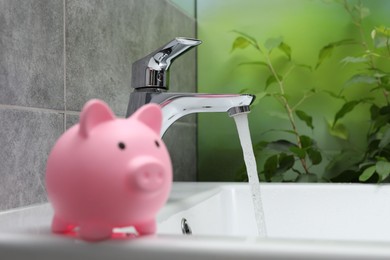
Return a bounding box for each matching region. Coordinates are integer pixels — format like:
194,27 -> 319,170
232,113 -> 267,237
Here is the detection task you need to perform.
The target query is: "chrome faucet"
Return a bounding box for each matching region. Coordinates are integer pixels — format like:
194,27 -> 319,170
126,37 -> 255,136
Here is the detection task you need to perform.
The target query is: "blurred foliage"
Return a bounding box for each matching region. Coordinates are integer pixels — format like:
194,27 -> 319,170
231,0 -> 390,183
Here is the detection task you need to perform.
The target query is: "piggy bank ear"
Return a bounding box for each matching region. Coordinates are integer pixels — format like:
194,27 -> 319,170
79,99 -> 115,138
132,104 -> 162,135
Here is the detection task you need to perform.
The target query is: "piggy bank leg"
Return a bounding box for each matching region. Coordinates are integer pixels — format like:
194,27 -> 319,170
79,221 -> 112,241
52,215 -> 75,233
134,219 -> 156,235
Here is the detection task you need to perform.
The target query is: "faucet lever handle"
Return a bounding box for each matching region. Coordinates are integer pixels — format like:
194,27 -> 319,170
131,37 -> 202,90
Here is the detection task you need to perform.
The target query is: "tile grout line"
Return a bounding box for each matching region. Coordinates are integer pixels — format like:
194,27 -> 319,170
0,101 -> 196,126
63,0 -> 67,131
0,104 -> 67,114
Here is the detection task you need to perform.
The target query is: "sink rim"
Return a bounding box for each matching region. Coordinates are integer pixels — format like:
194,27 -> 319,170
1,182 -> 390,260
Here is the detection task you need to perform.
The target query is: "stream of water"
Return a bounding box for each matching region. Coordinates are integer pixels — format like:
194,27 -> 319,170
233,113 -> 267,237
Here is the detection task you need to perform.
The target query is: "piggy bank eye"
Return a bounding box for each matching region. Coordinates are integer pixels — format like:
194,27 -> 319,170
118,142 -> 126,150
155,140 -> 160,148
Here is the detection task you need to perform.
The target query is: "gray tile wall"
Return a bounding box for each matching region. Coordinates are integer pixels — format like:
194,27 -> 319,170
0,0 -> 197,211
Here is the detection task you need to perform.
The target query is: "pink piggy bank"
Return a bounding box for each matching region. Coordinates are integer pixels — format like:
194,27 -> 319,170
45,99 -> 172,241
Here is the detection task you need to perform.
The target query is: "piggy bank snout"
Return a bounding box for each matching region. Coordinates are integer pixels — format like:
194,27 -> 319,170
129,156 -> 167,192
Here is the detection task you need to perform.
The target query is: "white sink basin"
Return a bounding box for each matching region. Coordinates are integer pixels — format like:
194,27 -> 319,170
1,182 -> 390,259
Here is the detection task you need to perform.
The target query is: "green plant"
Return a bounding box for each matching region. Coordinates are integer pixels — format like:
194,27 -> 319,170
232,0 -> 390,183
323,0 -> 390,183
231,31 -> 325,182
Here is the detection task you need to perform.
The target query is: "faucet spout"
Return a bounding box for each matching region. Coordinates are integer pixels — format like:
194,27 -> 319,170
127,91 -> 255,136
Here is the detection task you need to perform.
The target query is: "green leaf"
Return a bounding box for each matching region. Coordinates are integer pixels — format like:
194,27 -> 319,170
379,128 -> 390,149
315,39 -> 357,69
370,104 -> 380,120
373,26 -> 390,37
264,36 -> 283,51
265,75 -> 282,89
367,139 -> 381,157
263,154 -> 279,181
307,148 -> 322,165
324,150 -> 363,180
253,141 -> 269,155
376,161 -> 390,181
263,38 -> 292,59
340,56 -> 369,65
279,42 -> 292,60
271,174 -> 284,182
265,75 -> 277,89
359,161 -> 375,170
322,90 -> 346,101
231,36 -> 251,52
328,121 -> 349,140
232,30 -> 258,46
359,165 -> 376,182
345,74 -> 377,86
374,72 -> 389,79
372,33 -> 390,49
333,100 -> 361,127
373,114 -> 390,133
371,26 -> 390,49
255,91 -> 268,99
379,105 -> 390,115
289,146 -> 306,159
262,129 -> 297,136
267,140 -> 296,153
333,39 -> 357,46
266,153 -> 296,182
300,135 -> 313,148
295,110 -> 314,130
315,45 -> 333,69
277,154 -> 295,174
296,63 -> 312,71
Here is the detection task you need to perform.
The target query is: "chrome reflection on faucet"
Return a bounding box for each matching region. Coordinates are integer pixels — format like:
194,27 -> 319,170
131,37 -> 202,89
127,37 -> 255,136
